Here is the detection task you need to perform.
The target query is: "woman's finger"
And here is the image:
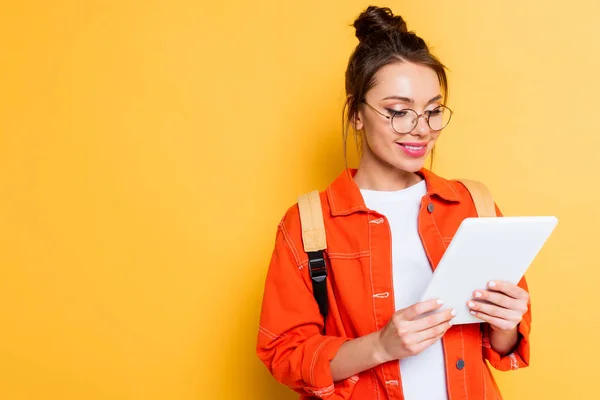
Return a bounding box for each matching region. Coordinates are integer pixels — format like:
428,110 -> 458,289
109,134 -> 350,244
399,298 -> 444,321
487,280 -> 529,301
411,330 -> 446,354
411,308 -> 456,332
469,310 -> 516,331
410,319 -> 452,344
467,299 -> 521,322
472,289 -> 524,312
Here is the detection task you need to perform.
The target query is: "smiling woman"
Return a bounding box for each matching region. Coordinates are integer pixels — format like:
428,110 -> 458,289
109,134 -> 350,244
353,62 -> 451,181
256,5 -> 531,400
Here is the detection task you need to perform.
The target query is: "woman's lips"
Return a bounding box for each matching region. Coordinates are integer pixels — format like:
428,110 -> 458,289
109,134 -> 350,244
396,142 -> 428,158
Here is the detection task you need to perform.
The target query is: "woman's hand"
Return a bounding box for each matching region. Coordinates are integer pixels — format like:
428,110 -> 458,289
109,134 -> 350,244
468,280 -> 529,332
375,298 -> 456,363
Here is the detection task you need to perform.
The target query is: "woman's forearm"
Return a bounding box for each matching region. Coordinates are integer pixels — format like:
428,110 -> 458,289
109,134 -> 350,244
330,331 -> 389,382
489,325 -> 519,356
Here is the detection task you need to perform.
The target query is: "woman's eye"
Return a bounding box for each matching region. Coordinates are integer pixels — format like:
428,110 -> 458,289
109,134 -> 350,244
388,109 -> 409,118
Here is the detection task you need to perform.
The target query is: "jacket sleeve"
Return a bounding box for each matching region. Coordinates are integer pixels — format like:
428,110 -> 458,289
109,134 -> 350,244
481,276 -> 531,370
256,210 -> 356,399
482,203 -> 532,371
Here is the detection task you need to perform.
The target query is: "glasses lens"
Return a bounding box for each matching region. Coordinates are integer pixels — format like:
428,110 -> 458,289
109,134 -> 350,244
428,106 -> 452,131
391,109 -> 419,134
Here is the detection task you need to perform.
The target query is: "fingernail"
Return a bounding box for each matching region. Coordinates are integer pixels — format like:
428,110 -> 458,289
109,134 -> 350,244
474,291 -> 482,298
451,309 -> 457,316
436,299 -> 444,305
488,281 -> 496,288
470,310 -> 476,315
468,301 -> 475,308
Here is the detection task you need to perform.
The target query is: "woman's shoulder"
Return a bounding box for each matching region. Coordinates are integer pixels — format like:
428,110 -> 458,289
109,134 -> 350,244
424,169 -> 494,197
433,171 -> 501,217
270,189 -> 332,270
423,169 -> 500,216
277,189 -> 330,232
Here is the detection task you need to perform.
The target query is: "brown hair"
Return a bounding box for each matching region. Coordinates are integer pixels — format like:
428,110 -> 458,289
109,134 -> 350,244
343,6 -> 448,166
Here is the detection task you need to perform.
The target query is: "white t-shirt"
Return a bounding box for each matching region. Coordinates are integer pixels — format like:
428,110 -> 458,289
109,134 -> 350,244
361,180 -> 448,400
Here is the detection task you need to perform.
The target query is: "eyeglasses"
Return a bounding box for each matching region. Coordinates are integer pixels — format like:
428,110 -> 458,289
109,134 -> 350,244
363,101 -> 453,134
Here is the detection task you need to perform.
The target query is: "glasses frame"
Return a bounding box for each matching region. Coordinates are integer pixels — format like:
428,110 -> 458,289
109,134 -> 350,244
362,101 -> 454,134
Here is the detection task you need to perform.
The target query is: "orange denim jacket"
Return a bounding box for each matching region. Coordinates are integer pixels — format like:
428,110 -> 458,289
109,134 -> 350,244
257,169 -> 532,399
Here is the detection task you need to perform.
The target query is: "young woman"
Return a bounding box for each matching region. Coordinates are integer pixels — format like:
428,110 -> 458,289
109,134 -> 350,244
257,6 -> 531,400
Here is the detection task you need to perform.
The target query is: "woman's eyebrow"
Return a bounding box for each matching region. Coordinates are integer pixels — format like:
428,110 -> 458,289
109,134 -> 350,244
382,95 -> 413,103
427,94 -> 443,104
382,94 -> 442,104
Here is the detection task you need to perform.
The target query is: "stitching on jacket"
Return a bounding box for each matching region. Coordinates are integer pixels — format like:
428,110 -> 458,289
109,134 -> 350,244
368,220 -> 388,400
418,203 -> 435,273
258,326 -> 283,340
371,370 -> 381,400
258,327 -> 276,340
369,217 -> 384,224
460,326 -> 469,400
310,337 -> 335,387
440,335 -> 451,397
430,212 -> 447,250
304,384 -> 335,397
382,216 -> 395,399
335,206 -> 366,215
280,223 -> 302,269
327,186 -> 336,214
349,375 -> 359,384
481,330 -> 488,398
482,363 -> 488,399
327,251 -> 370,259
373,292 -> 389,299
367,221 -> 379,332
509,353 -> 519,370
385,380 -> 399,386
443,179 -> 462,200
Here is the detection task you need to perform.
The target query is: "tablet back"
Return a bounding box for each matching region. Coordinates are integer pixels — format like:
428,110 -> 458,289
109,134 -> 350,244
420,216 -> 558,324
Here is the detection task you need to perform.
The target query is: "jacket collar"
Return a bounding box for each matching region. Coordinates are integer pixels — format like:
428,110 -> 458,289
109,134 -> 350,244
326,168 -> 462,216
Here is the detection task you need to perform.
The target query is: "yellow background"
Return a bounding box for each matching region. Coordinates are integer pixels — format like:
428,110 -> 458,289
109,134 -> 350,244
1,1 -> 597,399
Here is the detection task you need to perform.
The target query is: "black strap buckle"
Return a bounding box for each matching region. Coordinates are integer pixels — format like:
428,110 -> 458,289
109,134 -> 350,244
307,251 -> 328,326
308,251 -> 327,283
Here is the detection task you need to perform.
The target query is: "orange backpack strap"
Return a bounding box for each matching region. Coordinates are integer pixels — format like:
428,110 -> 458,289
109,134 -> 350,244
297,190 -> 328,325
455,179 -> 498,217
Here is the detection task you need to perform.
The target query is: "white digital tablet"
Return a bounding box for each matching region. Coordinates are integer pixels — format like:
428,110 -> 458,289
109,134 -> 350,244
419,216 -> 558,324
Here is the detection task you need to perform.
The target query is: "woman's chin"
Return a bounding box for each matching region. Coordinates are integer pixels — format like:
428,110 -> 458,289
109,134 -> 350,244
392,156 -> 428,173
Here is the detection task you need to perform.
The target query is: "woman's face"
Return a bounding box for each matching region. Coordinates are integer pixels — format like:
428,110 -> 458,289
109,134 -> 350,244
355,61 -> 444,173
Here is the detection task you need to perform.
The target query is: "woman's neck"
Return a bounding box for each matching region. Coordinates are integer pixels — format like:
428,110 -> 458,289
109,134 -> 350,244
353,159 -> 422,191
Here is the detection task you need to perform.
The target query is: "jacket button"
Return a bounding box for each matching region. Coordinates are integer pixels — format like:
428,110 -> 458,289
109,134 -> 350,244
456,359 -> 465,370
427,203 -> 435,213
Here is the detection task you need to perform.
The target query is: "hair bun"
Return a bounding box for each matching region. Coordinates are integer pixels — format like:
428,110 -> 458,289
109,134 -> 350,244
354,6 -> 408,43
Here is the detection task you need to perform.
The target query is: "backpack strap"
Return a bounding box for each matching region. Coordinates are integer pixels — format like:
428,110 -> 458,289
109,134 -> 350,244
455,179 -> 497,217
297,190 -> 328,325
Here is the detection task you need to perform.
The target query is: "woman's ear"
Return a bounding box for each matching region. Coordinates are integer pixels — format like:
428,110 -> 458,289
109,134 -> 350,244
351,110 -> 364,131
347,95 -> 364,132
